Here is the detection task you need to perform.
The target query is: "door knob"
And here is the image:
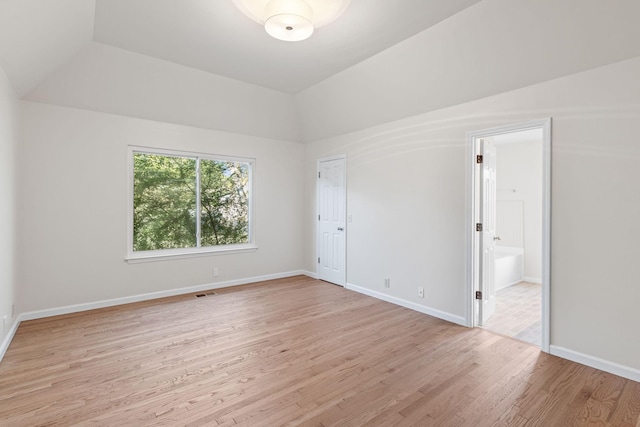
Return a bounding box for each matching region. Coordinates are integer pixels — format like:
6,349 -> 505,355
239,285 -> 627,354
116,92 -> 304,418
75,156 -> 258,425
493,236 -> 501,241
337,227 -> 344,231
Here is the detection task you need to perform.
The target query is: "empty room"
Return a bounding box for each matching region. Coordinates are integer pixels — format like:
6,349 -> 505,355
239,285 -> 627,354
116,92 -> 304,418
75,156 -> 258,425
1,0 -> 639,425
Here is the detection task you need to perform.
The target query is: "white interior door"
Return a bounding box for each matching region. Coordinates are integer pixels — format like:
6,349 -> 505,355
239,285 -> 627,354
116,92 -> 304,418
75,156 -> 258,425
479,138 -> 497,325
317,158 -> 346,286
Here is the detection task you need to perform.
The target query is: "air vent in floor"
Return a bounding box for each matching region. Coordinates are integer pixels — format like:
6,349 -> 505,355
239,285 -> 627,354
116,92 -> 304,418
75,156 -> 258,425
195,292 -> 217,298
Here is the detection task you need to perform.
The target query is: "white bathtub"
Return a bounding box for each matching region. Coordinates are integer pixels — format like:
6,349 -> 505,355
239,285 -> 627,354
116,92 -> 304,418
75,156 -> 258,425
495,246 -> 524,290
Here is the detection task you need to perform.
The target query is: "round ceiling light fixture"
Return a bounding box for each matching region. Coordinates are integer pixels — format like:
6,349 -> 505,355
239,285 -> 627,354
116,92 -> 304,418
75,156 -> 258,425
232,0 -> 351,42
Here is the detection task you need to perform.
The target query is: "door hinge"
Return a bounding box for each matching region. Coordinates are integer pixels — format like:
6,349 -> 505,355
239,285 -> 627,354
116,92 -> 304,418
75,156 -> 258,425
318,215 -> 320,221
476,223 -> 483,232
475,291 -> 482,300
317,257 -> 320,264
476,155 -> 483,164
318,172 -> 321,178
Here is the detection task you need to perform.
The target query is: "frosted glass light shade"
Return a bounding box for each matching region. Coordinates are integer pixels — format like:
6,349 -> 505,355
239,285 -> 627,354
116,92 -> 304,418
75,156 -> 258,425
232,0 -> 351,42
264,0 -> 314,42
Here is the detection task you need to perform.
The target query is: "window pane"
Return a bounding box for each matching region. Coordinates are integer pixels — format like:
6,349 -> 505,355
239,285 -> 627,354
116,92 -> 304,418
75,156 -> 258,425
200,160 -> 250,246
133,153 -> 197,251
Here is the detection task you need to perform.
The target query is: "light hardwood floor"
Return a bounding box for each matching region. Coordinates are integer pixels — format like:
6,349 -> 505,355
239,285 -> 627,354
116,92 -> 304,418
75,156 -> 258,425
1,276 -> 639,426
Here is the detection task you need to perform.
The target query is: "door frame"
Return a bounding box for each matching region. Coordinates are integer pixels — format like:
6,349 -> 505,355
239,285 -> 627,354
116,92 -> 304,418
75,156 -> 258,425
316,154 -> 347,286
466,118 -> 551,352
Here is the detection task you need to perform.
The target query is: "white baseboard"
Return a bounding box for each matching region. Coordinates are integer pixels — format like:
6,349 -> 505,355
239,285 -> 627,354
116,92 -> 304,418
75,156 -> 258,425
0,316 -> 21,362
550,345 -> 640,383
523,276 -> 542,284
20,270 -> 309,322
345,282 -> 467,327
301,270 -> 318,279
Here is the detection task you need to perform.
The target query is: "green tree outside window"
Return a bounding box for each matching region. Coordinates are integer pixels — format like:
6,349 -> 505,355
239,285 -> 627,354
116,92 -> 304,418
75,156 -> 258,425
133,152 -> 250,252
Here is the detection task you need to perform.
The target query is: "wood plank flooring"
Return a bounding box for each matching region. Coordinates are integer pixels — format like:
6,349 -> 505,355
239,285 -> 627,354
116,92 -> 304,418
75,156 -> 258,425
1,276 -> 639,426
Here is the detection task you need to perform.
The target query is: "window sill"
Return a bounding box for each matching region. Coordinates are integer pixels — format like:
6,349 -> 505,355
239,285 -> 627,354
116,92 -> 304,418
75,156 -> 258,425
125,245 -> 258,264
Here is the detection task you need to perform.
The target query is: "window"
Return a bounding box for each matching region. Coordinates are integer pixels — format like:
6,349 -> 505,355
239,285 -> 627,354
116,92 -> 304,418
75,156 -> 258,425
128,147 -> 254,261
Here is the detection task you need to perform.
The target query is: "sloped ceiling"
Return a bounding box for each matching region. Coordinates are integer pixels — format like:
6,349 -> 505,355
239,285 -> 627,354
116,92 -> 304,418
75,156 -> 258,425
0,0 -> 481,96
3,0 -> 640,142
0,0 -> 95,96
92,0 -> 480,94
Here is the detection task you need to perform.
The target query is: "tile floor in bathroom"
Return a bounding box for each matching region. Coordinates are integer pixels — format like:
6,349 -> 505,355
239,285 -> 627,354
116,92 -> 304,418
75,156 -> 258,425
482,281 -> 541,346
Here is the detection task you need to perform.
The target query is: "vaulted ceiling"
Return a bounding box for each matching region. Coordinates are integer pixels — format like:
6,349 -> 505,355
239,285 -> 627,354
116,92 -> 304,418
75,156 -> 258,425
3,0 -> 640,143
0,0 -> 480,97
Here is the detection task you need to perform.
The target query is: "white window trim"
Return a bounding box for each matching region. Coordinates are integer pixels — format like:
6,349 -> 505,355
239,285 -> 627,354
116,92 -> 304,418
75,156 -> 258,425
126,146 -> 256,263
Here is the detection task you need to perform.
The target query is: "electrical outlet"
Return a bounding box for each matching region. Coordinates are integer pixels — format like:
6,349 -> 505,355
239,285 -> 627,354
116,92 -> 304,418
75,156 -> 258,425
213,267 -> 220,277
384,278 -> 390,288
418,287 -> 424,298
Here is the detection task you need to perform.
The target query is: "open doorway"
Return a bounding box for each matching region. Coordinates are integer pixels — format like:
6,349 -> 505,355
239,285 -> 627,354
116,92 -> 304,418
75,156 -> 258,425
481,130 -> 543,346
467,119 -> 551,351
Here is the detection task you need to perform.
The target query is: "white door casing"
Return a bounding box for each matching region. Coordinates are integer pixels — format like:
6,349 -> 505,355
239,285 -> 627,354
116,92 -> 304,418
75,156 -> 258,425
479,138 -> 497,325
467,118 -> 551,352
317,157 -> 346,286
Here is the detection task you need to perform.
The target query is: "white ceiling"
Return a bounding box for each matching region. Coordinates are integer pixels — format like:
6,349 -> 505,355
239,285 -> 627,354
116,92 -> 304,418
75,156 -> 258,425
0,0 -> 481,96
0,0 -> 95,96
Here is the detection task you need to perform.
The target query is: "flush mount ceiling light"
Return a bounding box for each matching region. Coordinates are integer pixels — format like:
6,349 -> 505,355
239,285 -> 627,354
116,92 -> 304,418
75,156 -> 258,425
232,0 -> 351,42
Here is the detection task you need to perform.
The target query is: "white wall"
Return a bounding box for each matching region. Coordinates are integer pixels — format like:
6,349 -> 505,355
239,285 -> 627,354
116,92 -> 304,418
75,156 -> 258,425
18,102 -> 305,313
296,0 -> 640,142
25,42 -> 300,142
304,56 -> 640,372
496,139 -> 542,281
0,65 -> 19,344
